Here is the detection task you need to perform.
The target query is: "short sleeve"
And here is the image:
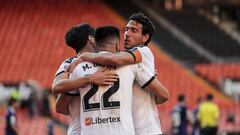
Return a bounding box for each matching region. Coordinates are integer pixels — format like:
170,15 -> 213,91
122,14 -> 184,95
136,46 -> 152,59
124,47 -> 142,63
134,63 -> 155,89
55,57 -> 76,77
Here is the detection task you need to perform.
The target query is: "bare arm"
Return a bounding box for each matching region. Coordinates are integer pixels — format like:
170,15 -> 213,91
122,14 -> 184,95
52,68 -> 118,94
77,51 -> 141,66
52,72 -> 92,94
55,94 -> 74,115
144,78 -> 169,104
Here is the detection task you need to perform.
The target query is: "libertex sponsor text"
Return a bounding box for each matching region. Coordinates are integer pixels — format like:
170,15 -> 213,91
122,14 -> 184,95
85,116 -> 120,126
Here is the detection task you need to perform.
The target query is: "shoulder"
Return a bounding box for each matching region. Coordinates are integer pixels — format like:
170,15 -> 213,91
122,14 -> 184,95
55,56 -> 77,77
136,46 -> 153,55
72,61 -> 98,77
64,57 -> 77,64
59,56 -> 77,69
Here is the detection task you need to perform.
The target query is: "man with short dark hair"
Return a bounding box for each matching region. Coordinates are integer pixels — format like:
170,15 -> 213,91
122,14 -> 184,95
52,23 -> 118,135
171,94 -> 192,135
5,97 -> 19,135
69,12 -> 169,135
71,25 -> 168,135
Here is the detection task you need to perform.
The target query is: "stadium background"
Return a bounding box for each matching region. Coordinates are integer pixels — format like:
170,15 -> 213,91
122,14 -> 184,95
0,0 -> 240,134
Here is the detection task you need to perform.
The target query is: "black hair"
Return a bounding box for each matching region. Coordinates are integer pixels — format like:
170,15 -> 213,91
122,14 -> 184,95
129,12 -> 155,45
95,26 -> 120,48
206,93 -> 213,101
8,97 -> 17,106
178,94 -> 185,102
65,23 -> 95,53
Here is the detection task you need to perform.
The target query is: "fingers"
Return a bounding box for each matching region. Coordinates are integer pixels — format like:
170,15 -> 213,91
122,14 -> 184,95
98,67 -> 107,72
101,81 -> 115,86
65,65 -> 70,72
105,72 -> 118,77
68,63 -> 77,73
104,78 -> 118,82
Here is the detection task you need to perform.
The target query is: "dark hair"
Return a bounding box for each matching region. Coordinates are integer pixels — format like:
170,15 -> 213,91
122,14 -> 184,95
95,26 -> 120,48
8,97 -> 17,106
178,94 -> 185,102
206,93 -> 213,101
65,23 -> 95,53
129,12 -> 155,45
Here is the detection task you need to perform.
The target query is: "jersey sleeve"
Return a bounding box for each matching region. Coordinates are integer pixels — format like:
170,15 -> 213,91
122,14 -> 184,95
124,47 -> 142,63
124,46 -> 153,65
55,57 -> 76,77
71,63 -> 84,79
136,46 -> 152,59
134,63 -> 155,89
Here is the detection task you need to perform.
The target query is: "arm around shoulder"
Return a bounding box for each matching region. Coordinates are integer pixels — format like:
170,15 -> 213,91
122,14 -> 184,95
81,51 -> 136,66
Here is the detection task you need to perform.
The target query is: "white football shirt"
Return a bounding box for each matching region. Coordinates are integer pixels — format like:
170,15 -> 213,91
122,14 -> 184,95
127,46 -> 162,135
71,56 -> 155,135
55,57 -> 81,135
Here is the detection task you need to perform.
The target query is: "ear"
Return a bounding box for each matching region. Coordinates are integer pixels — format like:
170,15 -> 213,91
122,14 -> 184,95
142,34 -> 149,44
88,35 -> 95,44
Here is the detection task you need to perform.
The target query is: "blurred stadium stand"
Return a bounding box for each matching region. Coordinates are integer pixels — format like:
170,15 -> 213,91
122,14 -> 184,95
0,0 -> 240,134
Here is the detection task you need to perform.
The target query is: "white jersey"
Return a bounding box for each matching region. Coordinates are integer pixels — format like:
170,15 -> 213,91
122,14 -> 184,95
67,96 -> 81,135
127,46 -> 162,135
55,57 -> 81,135
71,58 -> 155,135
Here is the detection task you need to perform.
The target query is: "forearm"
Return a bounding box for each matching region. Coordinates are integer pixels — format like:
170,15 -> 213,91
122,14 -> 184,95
52,76 -> 91,94
81,52 -> 135,66
81,53 -> 115,65
55,94 -> 73,115
146,79 -> 169,104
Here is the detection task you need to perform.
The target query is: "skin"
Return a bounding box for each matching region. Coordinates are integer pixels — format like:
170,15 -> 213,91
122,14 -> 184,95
66,21 -> 169,103
124,20 -> 149,49
53,35 -> 118,115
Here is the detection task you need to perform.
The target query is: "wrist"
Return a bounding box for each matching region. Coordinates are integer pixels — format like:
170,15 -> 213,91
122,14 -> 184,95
84,75 -> 92,84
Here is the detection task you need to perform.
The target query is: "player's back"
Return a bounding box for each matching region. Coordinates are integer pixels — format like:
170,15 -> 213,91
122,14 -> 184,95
72,61 -> 142,135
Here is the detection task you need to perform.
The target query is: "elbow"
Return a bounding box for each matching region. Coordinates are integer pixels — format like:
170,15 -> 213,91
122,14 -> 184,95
55,105 -> 62,114
52,84 -> 61,94
162,90 -> 170,101
55,103 -> 69,115
55,107 -> 68,115
155,91 -> 170,104
164,91 -> 170,100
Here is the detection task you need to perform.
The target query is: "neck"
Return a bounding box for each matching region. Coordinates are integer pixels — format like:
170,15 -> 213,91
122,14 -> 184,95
77,44 -> 94,56
97,47 -> 116,53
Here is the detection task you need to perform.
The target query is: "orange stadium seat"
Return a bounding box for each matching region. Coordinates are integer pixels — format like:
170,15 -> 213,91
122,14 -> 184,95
195,63 -> 240,85
0,0 -> 239,134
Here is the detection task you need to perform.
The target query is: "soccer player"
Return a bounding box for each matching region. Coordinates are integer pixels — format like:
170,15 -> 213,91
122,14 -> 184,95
5,97 -> 19,135
70,25 -> 168,135
68,12 -> 168,135
52,23 -> 118,135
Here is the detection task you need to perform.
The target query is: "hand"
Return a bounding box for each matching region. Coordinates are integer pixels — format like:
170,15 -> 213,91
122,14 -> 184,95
67,57 -> 83,73
90,67 -> 119,86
